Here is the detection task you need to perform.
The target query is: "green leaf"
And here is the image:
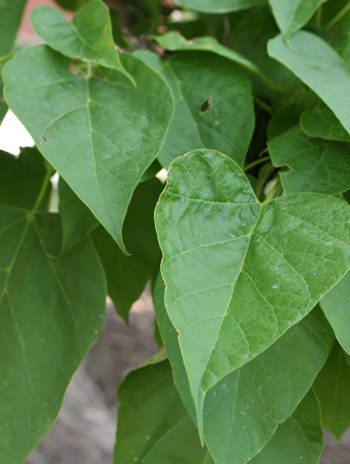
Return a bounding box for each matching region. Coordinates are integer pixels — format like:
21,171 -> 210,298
0,148 -> 51,210
0,152 -> 106,462
92,178 -> 162,321
155,148 -> 350,435
267,0 -> 327,38
249,390 -> 323,464
58,178 -> 99,253
154,275 -> 332,464
175,0 -> 265,14
135,50 -> 254,169
0,0 -> 27,57
53,0 -> 88,11
30,0 -> 133,83
115,354 -> 214,464
321,271 -> 350,355
301,103 -> 350,142
314,341 -> 350,440
2,45 -> 173,252
268,126 -> 350,194
268,30 -> 350,135
155,32 -> 261,75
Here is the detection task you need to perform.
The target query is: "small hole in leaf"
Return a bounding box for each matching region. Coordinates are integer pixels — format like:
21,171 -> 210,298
199,96 -> 212,114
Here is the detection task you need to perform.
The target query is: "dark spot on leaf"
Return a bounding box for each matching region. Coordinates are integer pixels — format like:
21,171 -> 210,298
199,96 -> 212,114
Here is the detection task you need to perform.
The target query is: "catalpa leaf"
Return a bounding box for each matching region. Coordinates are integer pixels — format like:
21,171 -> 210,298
249,390 -> 323,464
0,0 -> 27,57
154,275 -> 332,464
175,0 -> 265,14
2,45 -> 173,252
267,0 -> 327,38
135,50 -> 254,169
268,126 -> 350,195
115,353 -> 214,464
301,103 -> 350,142
30,0 -> 133,83
93,178 -> 162,322
0,152 -> 106,462
314,341 -> 350,440
321,271 -> 350,355
155,149 -> 350,435
268,30 -> 350,135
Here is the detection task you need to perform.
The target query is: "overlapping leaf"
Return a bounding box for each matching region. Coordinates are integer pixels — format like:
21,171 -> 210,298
135,50 -> 254,168
314,341 -> 350,440
175,0 -> 265,13
30,0 -> 133,82
0,150 -> 106,463
2,45 -> 173,252
321,271 -> 350,355
155,149 -> 350,434
0,0 -> 27,57
249,390 -> 323,464
154,275 -> 332,464
268,126 -> 350,194
301,103 -> 350,142
268,30 -> 350,135
267,0 -> 327,38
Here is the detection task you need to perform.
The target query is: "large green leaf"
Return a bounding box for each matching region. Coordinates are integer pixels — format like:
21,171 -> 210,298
268,126 -> 350,194
301,103 -> 350,142
30,0 -> 133,82
154,275 -> 333,464
155,149 -> 350,434
2,45 -> 173,252
268,30 -> 350,135
267,0 -> 327,38
321,271 -> 350,355
0,0 -> 27,57
314,341 -> 350,440
115,353 -> 214,464
135,51 -> 254,169
0,153 -> 106,462
249,390 -> 323,464
175,0 -> 265,14
92,178 -> 162,321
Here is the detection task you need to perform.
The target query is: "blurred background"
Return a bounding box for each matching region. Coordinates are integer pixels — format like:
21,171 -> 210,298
0,0 -> 348,462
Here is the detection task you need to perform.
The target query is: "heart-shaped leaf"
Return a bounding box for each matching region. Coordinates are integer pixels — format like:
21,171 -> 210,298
30,0 -> 133,82
2,45 -> 173,252
155,149 -> 350,433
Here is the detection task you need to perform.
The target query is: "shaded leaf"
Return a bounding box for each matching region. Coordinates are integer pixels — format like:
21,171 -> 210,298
175,0 -> 265,14
268,30 -> 350,135
268,126 -> 350,194
267,0 -> 327,38
154,275 -> 333,464
114,353 -> 214,464
155,148 -> 350,434
0,151 -> 106,462
321,270 -> 350,355
249,390 -> 323,464
2,45 -> 173,252
135,50 -> 254,168
301,103 -> 350,142
31,0 -> 133,82
314,341 -> 350,440
0,0 -> 27,57
93,178 -> 162,321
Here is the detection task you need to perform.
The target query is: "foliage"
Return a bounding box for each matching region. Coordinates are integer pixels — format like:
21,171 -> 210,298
0,0 -> 350,462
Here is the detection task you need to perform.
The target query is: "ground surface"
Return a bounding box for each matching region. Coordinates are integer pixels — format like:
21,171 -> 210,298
25,290 -> 350,464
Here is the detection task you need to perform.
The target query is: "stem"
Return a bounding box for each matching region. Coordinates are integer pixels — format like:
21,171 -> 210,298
326,3 -> 350,29
32,167 -> 54,213
253,96 -> 274,115
256,164 -> 275,200
315,5 -> 322,28
86,61 -> 92,79
263,177 -> 281,204
244,155 -> 270,172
